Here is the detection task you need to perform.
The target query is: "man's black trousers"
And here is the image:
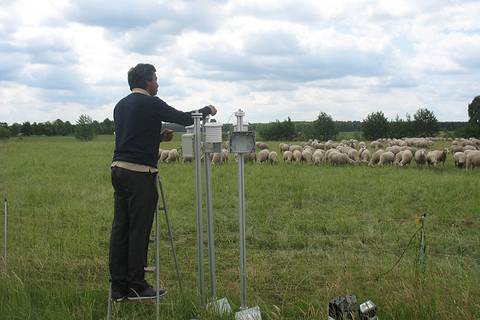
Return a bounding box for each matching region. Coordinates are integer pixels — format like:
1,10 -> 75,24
109,166 -> 158,292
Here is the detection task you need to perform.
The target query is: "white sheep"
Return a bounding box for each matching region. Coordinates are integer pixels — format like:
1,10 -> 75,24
221,148 -> 229,163
399,149 -> 413,167
257,149 -> 270,163
369,149 -> 384,166
359,148 -> 371,163
312,149 -> 324,165
379,151 -> 395,166
301,149 -> 313,163
166,149 -> 179,163
160,149 -> 170,162
211,152 -> 222,165
283,150 -> 293,163
414,149 -> 427,167
453,152 -> 466,168
256,142 -> 269,150
330,152 -> 356,165
465,150 -> 480,171
279,143 -> 290,152
427,149 -> 447,167
268,151 -> 278,164
289,144 -> 303,152
292,149 -> 302,163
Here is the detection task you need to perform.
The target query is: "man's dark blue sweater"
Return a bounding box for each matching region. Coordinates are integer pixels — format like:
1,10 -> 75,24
112,92 -> 211,168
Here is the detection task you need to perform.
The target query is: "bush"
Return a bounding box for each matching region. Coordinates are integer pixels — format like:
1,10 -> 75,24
258,118 -> 296,141
75,114 -> 97,141
455,123 -> 480,138
362,111 -> 388,140
311,112 -> 338,141
0,127 -> 11,140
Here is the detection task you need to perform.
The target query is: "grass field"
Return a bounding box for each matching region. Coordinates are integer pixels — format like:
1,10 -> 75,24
0,135 -> 479,319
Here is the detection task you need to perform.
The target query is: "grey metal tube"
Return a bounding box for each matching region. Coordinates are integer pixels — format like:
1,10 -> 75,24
204,149 -> 217,299
158,175 -> 184,297
193,112 -> 205,307
4,197 -> 6,262
107,282 -> 112,320
238,153 -> 247,309
155,176 -> 160,319
236,111 -> 247,309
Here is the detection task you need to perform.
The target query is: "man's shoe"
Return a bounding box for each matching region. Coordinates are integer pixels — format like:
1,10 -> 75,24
127,286 -> 167,301
111,290 -> 127,302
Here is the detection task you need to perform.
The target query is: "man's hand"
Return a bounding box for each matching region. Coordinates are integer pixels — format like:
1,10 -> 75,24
207,105 -> 217,116
160,129 -> 174,142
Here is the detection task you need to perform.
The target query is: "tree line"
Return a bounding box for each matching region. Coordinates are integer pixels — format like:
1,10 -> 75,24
257,97 -> 480,141
1,96 -> 479,141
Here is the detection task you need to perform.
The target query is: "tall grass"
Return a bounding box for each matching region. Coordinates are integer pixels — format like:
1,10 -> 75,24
0,135 -> 479,319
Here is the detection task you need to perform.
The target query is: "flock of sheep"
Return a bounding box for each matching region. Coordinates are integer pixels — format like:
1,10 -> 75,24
159,137 -> 480,171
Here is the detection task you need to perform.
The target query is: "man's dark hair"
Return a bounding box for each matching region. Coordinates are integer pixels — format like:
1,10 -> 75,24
128,63 -> 156,90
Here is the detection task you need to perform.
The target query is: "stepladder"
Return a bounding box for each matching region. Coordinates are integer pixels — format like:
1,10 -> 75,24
107,174 -> 184,320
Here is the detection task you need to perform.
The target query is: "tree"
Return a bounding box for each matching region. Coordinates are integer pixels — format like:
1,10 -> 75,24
312,112 -> 338,141
362,111 -> 389,140
413,108 -> 438,137
75,114 -> 97,141
468,96 -> 480,125
0,123 -> 11,139
100,118 -> 114,134
21,122 -> 32,136
258,118 -> 296,141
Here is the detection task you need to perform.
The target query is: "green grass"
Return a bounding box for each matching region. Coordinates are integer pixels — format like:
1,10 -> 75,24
1,135 -> 479,319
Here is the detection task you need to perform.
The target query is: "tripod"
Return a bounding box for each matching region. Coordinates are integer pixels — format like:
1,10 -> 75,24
107,175 -> 184,320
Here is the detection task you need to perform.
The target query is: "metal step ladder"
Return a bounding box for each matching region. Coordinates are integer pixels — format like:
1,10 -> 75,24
107,175 -> 184,320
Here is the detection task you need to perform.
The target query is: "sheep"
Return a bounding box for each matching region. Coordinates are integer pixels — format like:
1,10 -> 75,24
301,149 -> 313,163
312,149 -> 324,165
283,150 -> 293,163
289,144 -> 303,152
450,144 -> 464,154
399,149 -> 413,167
160,149 -> 170,162
257,149 -> 270,163
268,151 -> 278,164
463,145 -> 477,151
465,150 -> 480,171
166,149 -> 179,163
330,152 -> 356,165
394,151 -> 404,166
347,149 -> 360,162
292,150 -> 302,163
453,152 -> 466,168
246,152 -> 257,162
359,148 -> 371,163
379,151 -> 395,166
211,152 -> 222,165
386,145 -> 402,155
256,142 -> 269,150
221,148 -> 229,163
414,149 -> 427,167
369,149 -> 384,166
427,149 -> 447,167
279,143 -> 290,152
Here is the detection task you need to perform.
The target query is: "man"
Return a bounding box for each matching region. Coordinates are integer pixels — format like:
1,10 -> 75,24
109,63 -> 217,301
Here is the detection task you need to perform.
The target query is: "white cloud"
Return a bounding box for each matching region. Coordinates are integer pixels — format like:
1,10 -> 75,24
1,0 -> 479,124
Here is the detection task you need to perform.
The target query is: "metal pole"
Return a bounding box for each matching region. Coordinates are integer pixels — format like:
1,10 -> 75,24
235,110 -> 248,309
157,175 -> 184,297
3,197 -> 6,262
107,283 -> 112,320
203,119 -> 217,300
155,176 -> 160,320
193,112 -> 205,307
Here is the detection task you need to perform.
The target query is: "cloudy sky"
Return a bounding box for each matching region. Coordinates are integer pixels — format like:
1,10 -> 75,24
1,0 -> 479,125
